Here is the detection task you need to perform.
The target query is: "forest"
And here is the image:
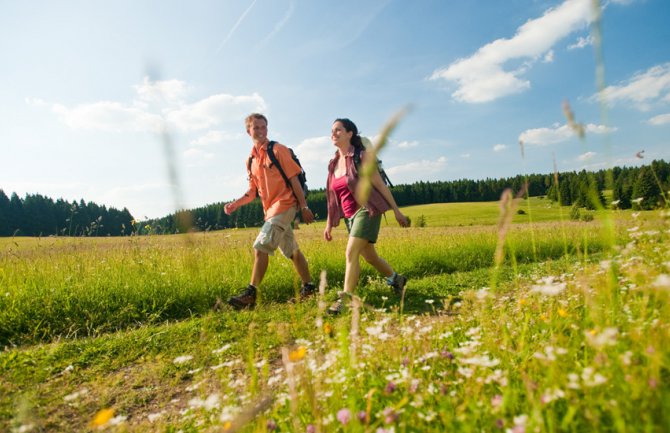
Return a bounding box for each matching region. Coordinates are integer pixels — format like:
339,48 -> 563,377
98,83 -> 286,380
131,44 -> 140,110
1,159 -> 667,236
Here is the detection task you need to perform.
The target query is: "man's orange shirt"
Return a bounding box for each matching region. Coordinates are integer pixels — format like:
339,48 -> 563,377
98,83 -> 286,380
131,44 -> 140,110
248,141 -> 301,220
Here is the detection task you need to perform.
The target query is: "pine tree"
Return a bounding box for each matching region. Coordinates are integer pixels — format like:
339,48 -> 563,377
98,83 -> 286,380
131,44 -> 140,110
632,166 -> 661,210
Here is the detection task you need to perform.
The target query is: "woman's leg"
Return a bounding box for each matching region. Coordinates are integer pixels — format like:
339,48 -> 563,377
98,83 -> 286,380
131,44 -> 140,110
360,243 -> 394,278
344,236 -> 370,294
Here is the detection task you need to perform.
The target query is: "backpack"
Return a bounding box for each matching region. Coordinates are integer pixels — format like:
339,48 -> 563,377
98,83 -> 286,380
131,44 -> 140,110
352,146 -> 393,188
247,141 -> 308,198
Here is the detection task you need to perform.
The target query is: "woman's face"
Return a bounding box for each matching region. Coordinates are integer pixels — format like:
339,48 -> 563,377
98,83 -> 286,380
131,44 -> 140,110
331,121 -> 353,147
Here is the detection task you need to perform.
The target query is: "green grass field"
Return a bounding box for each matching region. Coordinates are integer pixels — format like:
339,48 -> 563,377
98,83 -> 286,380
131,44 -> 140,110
1,200 -> 668,432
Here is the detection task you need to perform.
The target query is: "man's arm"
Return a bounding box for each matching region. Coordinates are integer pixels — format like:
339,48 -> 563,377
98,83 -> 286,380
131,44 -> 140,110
224,186 -> 258,215
288,176 -> 314,224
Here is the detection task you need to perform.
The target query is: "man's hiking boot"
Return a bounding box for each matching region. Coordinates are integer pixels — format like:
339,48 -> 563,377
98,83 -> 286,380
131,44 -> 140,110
228,285 -> 257,310
288,282 -> 317,303
389,274 -> 407,297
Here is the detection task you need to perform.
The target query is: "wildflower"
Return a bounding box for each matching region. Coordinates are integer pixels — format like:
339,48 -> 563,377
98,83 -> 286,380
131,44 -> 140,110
212,344 -> 232,355
266,419 -> 277,431
306,424 -> 316,433
383,407 -> 399,424
491,394 -> 503,410
173,355 -> 193,365
289,346 -> 307,362
147,411 -> 165,423
425,299 -> 434,304
461,355 -> 500,368
582,367 -> 607,387
324,323 -> 333,336
357,410 -> 368,423
441,350 -> 454,360
531,276 -> 566,296
652,274 -> 670,289
557,308 -> 569,318
632,197 -> 644,204
385,381 -> 397,394
90,408 -> 114,428
540,388 -> 565,404
337,408 -> 351,425
585,327 -> 618,349
511,414 -> 528,433
409,378 -> 420,393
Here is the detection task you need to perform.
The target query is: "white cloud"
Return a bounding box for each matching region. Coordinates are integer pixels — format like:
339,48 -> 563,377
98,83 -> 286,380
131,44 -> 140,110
386,157 -> 448,176
166,93 -> 266,131
50,101 -> 164,133
396,140 -> 419,149
598,63 -> 670,111
648,113 -> 670,125
567,35 -> 593,50
460,153 -> 471,158
29,78 -> 267,134
134,77 -> 189,106
543,50 -> 555,63
519,123 -> 616,145
578,151 -> 596,161
190,130 -> 242,146
292,136 -> 332,164
493,144 -> 508,152
429,0 -> 593,103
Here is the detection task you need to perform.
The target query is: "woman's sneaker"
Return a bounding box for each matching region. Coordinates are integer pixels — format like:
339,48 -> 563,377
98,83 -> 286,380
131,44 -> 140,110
228,285 -> 257,310
389,274 -> 407,296
327,296 -> 345,315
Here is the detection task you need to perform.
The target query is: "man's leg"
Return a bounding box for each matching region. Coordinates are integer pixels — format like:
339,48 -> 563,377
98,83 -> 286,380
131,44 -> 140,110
251,249 -> 269,287
291,249 -> 311,285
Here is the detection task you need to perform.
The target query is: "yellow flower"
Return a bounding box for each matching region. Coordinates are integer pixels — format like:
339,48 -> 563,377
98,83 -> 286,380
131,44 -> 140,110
90,408 -> 114,428
223,421 -> 232,431
518,298 -> 527,306
289,346 -> 306,362
558,308 -> 569,318
324,323 -> 333,336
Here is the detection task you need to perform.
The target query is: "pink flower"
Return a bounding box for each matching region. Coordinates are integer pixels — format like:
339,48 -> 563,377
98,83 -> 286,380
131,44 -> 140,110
337,408 -> 351,425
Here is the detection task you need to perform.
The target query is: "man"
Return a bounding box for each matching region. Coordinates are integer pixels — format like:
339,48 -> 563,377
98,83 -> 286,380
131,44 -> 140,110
224,113 -> 316,309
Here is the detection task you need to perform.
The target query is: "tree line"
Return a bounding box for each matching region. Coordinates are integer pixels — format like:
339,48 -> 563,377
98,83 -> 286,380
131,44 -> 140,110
1,160 -> 667,237
0,191 -> 134,236
142,159 -> 669,235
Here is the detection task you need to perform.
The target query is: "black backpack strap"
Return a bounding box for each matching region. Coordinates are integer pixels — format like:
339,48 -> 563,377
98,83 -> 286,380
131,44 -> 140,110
266,141 -> 291,188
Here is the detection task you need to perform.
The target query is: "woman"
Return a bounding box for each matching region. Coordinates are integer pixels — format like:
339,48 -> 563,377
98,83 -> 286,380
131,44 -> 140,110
324,118 -> 409,314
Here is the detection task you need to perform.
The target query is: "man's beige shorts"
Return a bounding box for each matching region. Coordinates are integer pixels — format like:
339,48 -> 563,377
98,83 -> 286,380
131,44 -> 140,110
253,207 -> 299,258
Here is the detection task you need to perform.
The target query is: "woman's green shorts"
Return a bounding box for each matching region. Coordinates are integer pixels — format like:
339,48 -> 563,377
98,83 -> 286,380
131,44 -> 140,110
345,207 -> 382,243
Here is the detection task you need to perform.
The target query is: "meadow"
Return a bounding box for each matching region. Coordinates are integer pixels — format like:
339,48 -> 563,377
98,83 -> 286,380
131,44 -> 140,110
1,199 -> 668,432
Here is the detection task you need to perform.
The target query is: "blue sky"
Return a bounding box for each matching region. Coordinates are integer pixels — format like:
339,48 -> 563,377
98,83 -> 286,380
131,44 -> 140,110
1,0 -> 669,219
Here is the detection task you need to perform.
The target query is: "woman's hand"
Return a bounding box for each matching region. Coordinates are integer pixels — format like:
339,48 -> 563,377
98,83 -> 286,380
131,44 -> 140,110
394,209 -> 409,227
324,224 -> 333,241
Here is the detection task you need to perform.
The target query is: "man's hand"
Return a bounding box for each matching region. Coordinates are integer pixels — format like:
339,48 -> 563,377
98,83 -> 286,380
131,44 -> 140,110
300,207 -> 315,224
224,201 -> 238,215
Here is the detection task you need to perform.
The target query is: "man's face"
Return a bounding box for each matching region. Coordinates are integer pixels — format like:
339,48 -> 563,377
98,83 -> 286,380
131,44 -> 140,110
247,118 -> 268,143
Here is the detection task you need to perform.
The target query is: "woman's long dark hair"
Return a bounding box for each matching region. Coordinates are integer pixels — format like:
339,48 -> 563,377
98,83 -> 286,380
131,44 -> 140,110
335,118 -> 364,152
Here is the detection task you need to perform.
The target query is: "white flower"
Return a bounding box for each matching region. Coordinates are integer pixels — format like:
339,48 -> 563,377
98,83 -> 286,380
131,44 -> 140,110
585,327 -> 618,348
461,355 -> 500,368
652,274 -> 670,290
531,276 -> 566,296
632,197 -> 644,204
173,355 -> 193,365
147,411 -> 165,423
212,344 -> 231,355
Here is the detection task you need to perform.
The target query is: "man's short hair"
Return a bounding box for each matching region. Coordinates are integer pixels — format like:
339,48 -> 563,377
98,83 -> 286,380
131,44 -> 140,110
245,113 -> 268,129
